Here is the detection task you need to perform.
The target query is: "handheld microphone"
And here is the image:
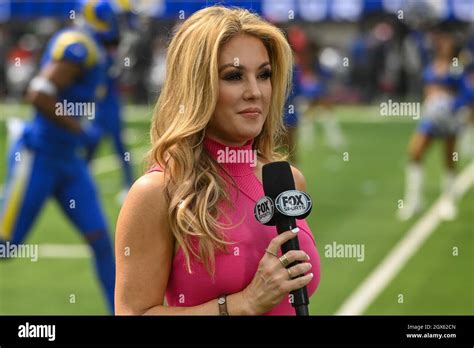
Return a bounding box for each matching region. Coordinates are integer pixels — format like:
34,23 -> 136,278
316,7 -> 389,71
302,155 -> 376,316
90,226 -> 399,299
254,161 -> 312,316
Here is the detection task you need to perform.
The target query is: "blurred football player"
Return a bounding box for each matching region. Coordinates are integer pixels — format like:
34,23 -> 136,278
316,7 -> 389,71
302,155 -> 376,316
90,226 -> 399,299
0,0 -> 133,313
84,5 -> 135,204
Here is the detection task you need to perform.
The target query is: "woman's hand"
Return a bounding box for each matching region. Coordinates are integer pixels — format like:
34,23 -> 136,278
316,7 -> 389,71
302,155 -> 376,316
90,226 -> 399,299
241,230 -> 313,315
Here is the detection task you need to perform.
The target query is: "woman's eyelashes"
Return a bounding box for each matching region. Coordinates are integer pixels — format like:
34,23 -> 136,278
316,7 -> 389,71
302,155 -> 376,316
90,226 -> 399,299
259,68 -> 272,80
223,71 -> 242,81
222,68 -> 272,81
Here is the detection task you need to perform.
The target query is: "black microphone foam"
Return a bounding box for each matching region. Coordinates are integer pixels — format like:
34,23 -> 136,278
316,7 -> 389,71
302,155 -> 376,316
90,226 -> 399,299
262,161 -> 295,200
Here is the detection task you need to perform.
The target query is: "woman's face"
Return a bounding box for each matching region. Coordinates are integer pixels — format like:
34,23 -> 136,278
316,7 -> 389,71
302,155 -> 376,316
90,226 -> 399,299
207,34 -> 272,146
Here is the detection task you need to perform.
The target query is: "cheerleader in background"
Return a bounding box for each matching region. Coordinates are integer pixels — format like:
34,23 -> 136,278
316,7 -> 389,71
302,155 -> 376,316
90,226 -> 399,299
398,29 -> 464,221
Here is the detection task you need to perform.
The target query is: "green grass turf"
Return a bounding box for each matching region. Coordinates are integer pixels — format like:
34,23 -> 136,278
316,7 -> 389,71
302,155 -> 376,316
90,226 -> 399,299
295,109 -> 472,315
365,188 -> 474,315
0,104 -> 472,315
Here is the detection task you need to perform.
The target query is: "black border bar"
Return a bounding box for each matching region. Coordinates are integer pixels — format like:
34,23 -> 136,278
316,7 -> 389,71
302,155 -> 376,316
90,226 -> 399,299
0,315 -> 472,346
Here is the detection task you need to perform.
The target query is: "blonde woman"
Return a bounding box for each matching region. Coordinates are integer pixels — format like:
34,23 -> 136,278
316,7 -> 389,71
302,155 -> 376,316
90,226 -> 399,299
115,6 -> 320,315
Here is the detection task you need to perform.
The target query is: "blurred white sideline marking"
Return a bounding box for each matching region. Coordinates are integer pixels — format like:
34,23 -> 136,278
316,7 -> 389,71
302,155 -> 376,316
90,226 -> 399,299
336,161 -> 474,315
39,244 -> 91,258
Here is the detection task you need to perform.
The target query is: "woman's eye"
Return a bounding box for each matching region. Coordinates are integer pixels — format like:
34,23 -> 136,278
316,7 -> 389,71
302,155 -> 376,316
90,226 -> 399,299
223,69 -> 272,81
259,70 -> 272,80
223,72 -> 242,81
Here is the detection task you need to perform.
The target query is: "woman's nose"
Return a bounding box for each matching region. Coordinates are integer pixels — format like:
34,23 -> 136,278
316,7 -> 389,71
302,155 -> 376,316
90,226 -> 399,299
243,77 -> 262,100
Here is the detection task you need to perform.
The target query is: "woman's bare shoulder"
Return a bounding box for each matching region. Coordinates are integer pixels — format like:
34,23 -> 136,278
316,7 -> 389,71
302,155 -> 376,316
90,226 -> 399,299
117,171 -> 169,236
125,171 -> 166,209
290,165 -> 307,193
256,158 -> 307,192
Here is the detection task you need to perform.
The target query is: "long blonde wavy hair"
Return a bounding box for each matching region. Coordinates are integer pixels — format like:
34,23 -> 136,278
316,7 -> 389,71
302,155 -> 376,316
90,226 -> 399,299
148,5 -> 293,275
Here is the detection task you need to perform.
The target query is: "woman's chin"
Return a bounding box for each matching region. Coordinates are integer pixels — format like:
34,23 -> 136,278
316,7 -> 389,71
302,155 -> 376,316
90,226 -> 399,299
236,128 -> 263,142
237,121 -> 264,136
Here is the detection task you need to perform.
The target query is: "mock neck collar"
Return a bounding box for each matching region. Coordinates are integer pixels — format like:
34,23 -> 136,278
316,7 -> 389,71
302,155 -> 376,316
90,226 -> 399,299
203,136 -> 256,177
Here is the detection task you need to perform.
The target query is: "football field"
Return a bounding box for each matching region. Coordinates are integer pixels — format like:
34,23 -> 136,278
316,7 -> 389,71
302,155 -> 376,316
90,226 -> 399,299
0,104 -> 472,315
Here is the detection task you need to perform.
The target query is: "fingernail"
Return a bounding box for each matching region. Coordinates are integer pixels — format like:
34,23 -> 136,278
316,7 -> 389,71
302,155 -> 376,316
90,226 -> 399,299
309,273 -> 314,278
291,227 -> 300,234
307,255 -> 310,261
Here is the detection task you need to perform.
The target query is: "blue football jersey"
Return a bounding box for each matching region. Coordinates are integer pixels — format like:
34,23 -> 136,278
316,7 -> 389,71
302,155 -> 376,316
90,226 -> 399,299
23,28 -> 107,157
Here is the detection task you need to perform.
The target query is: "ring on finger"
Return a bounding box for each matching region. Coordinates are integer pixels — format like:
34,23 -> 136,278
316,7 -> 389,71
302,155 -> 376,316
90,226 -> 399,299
287,268 -> 293,280
279,254 -> 291,268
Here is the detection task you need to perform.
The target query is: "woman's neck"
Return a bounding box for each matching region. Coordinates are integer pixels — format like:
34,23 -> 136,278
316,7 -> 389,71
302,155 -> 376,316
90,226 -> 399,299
205,133 -> 249,148
203,135 -> 256,177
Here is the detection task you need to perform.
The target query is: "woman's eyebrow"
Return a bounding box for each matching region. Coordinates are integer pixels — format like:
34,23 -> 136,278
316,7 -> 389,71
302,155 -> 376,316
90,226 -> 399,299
218,61 -> 270,72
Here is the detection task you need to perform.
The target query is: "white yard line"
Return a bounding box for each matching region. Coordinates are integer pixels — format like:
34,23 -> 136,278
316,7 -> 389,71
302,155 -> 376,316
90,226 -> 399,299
335,161 -> 474,315
38,244 -> 91,259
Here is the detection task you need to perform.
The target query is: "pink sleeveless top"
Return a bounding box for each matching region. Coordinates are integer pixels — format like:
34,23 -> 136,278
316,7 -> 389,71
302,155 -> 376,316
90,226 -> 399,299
147,137 -> 320,315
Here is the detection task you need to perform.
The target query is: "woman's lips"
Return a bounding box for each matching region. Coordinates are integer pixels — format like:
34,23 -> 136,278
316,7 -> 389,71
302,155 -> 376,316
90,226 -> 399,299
238,108 -> 262,118
238,111 -> 261,118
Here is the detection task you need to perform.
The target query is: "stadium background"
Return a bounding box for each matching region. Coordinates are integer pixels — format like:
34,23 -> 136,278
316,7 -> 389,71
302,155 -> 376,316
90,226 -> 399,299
0,0 -> 472,315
